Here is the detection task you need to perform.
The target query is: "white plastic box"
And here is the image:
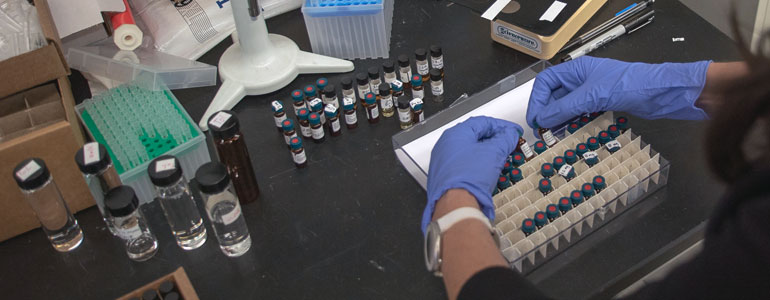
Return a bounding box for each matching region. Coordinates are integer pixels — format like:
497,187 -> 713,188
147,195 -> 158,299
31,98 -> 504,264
301,0 -> 394,60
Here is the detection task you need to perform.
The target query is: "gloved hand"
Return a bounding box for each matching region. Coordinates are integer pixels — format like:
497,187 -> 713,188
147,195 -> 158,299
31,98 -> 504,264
422,116 -> 522,233
526,56 -> 711,129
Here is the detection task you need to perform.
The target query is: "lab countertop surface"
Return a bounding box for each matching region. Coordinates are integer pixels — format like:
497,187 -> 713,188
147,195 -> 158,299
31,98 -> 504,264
0,0 -> 740,299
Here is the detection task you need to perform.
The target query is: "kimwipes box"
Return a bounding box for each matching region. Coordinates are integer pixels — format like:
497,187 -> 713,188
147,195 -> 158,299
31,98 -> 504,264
0,0 -> 91,242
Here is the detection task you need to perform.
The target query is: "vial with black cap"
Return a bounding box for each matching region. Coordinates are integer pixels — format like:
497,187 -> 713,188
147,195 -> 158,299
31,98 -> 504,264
356,72 -> 371,100
106,185 -> 158,261
322,84 -> 340,109
430,69 -> 444,102
195,162 -> 252,257
13,158 -> 83,252
208,110 -> 260,205
397,54 -> 412,88
378,83 -> 394,117
75,142 -> 122,235
368,66 -> 382,93
415,48 -> 430,81
382,60 -> 397,84
340,77 -> 356,109
148,155 -> 207,250
429,45 -> 444,77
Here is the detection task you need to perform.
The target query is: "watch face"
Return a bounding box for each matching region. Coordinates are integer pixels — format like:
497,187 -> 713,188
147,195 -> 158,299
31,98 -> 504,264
424,222 -> 441,272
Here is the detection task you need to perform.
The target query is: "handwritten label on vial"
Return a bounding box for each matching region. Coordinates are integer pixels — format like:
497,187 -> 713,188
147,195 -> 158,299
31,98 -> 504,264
606,140 -> 622,150
431,57 -> 444,69
542,131 -> 557,147
345,112 -> 357,125
400,70 -> 412,83
271,100 -> 283,111
582,151 -> 598,160
16,160 -> 41,181
410,98 -> 423,109
312,127 -> 325,139
370,107 -> 379,119
343,97 -> 355,107
418,113 -> 425,122
274,114 -> 287,128
331,120 -> 341,132
369,80 -> 381,92
398,110 -> 412,123
520,143 -> 535,158
558,164 -> 573,177
358,86 -> 371,99
413,89 -> 424,99
209,111 -> 232,129
300,125 -> 313,138
392,80 -> 403,89
221,204 -> 242,226
381,97 -> 394,109
83,142 -> 100,165
309,98 -> 323,109
155,158 -> 176,173
116,224 -> 142,240
431,82 -> 444,95
293,150 -> 307,164
417,62 -> 430,75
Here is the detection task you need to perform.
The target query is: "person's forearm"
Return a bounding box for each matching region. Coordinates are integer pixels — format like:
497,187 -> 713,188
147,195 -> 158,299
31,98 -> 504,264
432,189 -> 508,300
696,61 -> 749,115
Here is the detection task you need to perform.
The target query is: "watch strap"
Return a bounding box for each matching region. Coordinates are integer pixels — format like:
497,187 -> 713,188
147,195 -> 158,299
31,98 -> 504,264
436,207 -> 492,233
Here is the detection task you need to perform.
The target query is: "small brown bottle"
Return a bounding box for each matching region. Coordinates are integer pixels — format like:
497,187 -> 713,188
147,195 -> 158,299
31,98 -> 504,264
537,123 -> 558,147
271,100 -> 287,133
515,129 -> 535,161
398,54 -> 412,89
282,119 -> 298,149
415,48 -> 430,82
207,110 -> 260,205
342,97 -> 358,129
308,112 -> 325,143
289,137 -> 307,168
364,92 -> 380,124
324,104 -> 342,137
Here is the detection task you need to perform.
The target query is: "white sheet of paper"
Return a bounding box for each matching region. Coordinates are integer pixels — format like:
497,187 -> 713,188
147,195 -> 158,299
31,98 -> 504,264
49,0 -> 125,38
399,78 -> 536,188
540,1 -> 567,22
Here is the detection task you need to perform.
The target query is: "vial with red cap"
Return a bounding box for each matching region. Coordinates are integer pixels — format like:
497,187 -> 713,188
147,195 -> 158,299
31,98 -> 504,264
316,77 -> 329,93
588,112 -> 603,120
541,163 -> 555,178
364,92 -> 380,123
515,129 -> 536,161
534,211 -> 548,228
539,178 -> 553,195
303,85 -> 318,101
578,116 -> 591,127
564,149 -> 578,165
616,116 -> 629,132
567,122 -> 580,134
583,151 -> 599,167
309,112 -> 325,143
586,136 -> 600,151
291,89 -> 306,115
558,197 -> 572,213
297,108 -> 312,138
607,124 -> 620,139
511,153 -> 526,167
546,204 -> 560,221
553,156 -> 566,171
533,140 -> 548,154
593,175 -> 606,193
575,143 -> 589,158
521,218 -> 536,236
597,130 -> 612,145
570,190 -> 584,207
497,175 -> 511,191
582,182 -> 596,199
502,161 -> 514,175
509,168 -> 524,184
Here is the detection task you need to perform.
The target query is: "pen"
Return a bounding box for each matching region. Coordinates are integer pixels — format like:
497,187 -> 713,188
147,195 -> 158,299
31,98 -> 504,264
561,9 -> 655,62
560,0 -> 654,54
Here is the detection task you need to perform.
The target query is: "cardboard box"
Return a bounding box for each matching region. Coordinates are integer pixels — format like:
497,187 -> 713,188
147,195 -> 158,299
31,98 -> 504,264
116,267 -> 200,300
0,0 -> 90,242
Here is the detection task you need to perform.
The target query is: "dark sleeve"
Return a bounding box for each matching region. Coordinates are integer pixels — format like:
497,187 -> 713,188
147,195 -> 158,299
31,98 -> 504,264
458,267 -> 552,300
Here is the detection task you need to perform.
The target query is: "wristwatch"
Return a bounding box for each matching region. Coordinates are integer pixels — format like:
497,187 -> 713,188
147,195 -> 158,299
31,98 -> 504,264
424,207 -> 501,276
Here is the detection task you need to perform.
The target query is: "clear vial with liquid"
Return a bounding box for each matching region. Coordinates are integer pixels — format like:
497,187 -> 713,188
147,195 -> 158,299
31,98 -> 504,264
148,155 -> 207,250
195,162 -> 252,257
13,158 -> 83,252
75,142 -> 122,235
106,185 -> 158,261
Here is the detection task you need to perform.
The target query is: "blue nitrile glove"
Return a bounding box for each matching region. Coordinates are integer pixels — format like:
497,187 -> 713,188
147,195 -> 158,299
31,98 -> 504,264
422,116 -> 522,233
527,56 -> 711,130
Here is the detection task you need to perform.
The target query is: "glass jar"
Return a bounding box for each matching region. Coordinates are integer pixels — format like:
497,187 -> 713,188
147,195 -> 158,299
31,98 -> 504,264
195,162 -> 252,257
207,110 -> 260,205
75,142 -> 121,235
105,185 -> 158,261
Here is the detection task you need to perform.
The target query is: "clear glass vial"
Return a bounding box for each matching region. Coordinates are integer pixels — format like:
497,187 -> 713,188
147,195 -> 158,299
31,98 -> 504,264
13,158 -> 83,252
148,155 -> 207,250
105,185 -> 158,261
75,142 -> 122,235
430,69 -> 444,103
356,72 -> 371,100
322,84 -> 339,109
195,162 -> 252,257
378,82 -> 394,118
208,110 -> 261,205
383,60 -> 397,84
397,97 -> 413,130
430,45 -> 444,77
368,66 -> 382,94
271,100 -> 287,133
415,48 -> 430,82
340,77 -> 357,109
397,54 -> 412,89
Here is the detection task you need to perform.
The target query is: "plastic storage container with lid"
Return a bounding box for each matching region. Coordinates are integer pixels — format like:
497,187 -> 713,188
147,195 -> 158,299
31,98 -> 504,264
301,0 -> 395,59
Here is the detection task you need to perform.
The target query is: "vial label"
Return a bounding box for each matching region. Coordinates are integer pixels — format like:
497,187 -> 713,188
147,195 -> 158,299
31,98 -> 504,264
542,131 -> 557,147
284,132 -> 297,145
370,80 -> 381,92
274,114 -> 287,128
83,142 -> 100,165
370,107 -> 380,119
209,111 -> 232,129
345,113 -> 358,125
293,150 -> 307,164
582,151 -> 598,160
417,62 -> 429,75
220,204 -> 242,226
558,164 -> 573,177
520,143 -> 535,158
343,97 -> 355,107
410,98 -> 423,108
398,110 -> 412,123
271,101 -> 283,111
312,127 -> 325,139
417,113 -> 424,122
431,57 -> 444,69
331,119 -> 341,132
400,70 -> 412,83
116,224 -> 142,240
384,74 -> 395,84
319,113 -> 326,125
606,140 -> 622,150
381,96 -> 394,110
15,160 -> 41,181
392,80 -> 404,89
431,82 -> 444,95
155,158 -> 176,172
300,125 -> 312,138
293,105 -> 304,116
413,89 -> 424,99
324,104 -> 337,115
358,85 -> 372,99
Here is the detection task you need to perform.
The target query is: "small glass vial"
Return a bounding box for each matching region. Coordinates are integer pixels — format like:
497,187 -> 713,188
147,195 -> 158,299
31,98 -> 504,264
430,69 -> 444,102
309,112 -> 326,143
289,137 -> 308,168
537,124 -> 558,147
308,98 -> 326,124
105,185 -> 158,261
291,89 -> 306,116
13,158 -> 83,252
538,178 -> 553,196
364,92 -> 380,124
282,119 -> 298,149
316,77 -> 329,93
430,45 -> 444,77
411,74 -> 424,99
521,218 -> 536,236
271,100 -> 287,133
397,97 -> 413,129
378,83 -> 394,118
148,155 -> 207,250
415,48 -> 430,82
515,131 -> 536,161
75,142 -> 122,235
383,60 -> 397,84
207,110 -> 260,205
195,162 -> 251,257
325,104 -> 342,137
342,97 -> 358,129
303,85 -> 317,101
410,98 -> 424,124
297,108 -> 312,138
340,77 -> 357,109
397,54 -> 412,88
368,66 -> 382,94
322,84 -> 340,109
356,72 -> 371,100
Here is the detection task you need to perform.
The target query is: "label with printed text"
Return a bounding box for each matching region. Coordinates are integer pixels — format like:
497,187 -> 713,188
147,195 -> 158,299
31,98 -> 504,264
583,151 -> 598,160
542,131 -> 557,147
381,96 -> 394,109
558,164 -> 573,177
431,83 -> 444,95
399,111 -> 412,123
431,57 -> 444,69
400,70 -> 412,83
274,114 -> 287,128
271,101 -> 283,111
331,120 -> 341,132
312,127 -> 325,140
300,125 -> 313,138
413,89 -> 424,99
370,107 -> 379,119
520,143 -> 534,158
293,151 -> 307,164
155,158 -> 176,172
345,113 -> 358,125
606,140 -> 622,150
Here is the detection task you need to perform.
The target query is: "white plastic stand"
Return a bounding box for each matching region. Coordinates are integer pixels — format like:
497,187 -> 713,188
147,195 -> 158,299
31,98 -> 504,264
199,0 -> 354,130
